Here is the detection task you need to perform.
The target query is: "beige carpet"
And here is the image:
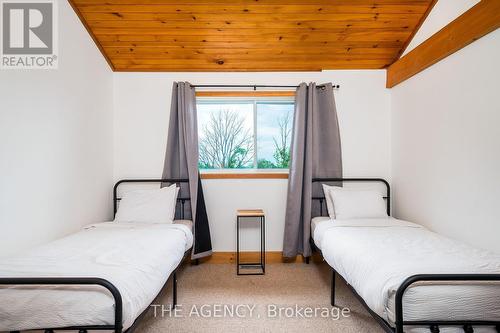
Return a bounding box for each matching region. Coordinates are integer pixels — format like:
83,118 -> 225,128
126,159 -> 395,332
135,262 -> 384,333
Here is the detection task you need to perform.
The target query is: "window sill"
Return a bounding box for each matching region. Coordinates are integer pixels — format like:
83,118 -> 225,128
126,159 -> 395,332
200,171 -> 289,180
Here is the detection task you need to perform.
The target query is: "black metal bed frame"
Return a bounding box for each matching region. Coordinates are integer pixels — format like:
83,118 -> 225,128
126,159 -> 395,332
310,177 -> 500,333
1,178 -> 191,333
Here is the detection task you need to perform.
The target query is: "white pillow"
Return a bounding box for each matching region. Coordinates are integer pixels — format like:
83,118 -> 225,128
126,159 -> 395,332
322,184 -> 336,219
115,184 -> 178,223
329,187 -> 388,220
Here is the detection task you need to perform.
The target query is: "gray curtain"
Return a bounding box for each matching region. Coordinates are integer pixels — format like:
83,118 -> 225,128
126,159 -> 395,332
162,82 -> 212,259
283,82 -> 342,258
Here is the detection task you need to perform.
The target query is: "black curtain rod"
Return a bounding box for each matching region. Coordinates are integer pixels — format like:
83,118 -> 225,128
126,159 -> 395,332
190,84 -> 340,89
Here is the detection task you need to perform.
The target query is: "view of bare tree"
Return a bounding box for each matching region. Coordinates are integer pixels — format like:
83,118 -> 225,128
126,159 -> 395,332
198,109 -> 254,169
258,111 -> 292,169
273,112 -> 292,168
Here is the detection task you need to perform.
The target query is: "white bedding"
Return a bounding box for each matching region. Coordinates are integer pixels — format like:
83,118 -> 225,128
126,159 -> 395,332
311,216 -> 330,239
313,217 -> 500,331
0,221 -> 193,331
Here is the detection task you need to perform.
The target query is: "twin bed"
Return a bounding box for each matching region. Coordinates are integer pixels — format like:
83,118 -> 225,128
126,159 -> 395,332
310,178 -> 500,333
0,179 -> 193,333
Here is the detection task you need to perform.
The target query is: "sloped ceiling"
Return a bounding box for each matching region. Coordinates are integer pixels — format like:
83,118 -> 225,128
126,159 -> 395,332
69,0 -> 436,72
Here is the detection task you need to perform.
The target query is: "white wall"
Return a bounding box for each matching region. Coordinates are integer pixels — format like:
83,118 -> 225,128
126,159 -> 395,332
113,71 -> 391,251
0,1 -> 114,256
391,3 -> 500,252
403,0 -> 479,56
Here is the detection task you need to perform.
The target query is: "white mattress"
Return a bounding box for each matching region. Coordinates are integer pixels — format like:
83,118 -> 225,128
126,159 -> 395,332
0,221 -> 193,331
313,217 -> 500,332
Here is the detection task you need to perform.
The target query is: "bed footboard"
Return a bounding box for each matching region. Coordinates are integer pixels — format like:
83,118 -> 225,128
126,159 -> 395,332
0,277 -> 123,333
395,274 -> 500,333
331,270 -> 500,333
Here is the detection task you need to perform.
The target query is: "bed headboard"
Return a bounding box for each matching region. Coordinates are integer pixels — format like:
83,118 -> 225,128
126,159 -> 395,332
312,178 -> 391,217
113,178 -> 191,219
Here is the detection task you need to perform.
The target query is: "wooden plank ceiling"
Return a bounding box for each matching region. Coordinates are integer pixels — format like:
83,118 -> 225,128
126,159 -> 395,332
69,0 -> 436,72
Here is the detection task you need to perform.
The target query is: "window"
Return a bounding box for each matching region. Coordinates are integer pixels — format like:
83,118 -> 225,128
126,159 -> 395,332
197,96 -> 294,170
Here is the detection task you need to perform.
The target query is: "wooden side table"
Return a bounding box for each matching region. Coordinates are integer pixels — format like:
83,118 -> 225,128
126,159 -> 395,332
236,209 -> 265,275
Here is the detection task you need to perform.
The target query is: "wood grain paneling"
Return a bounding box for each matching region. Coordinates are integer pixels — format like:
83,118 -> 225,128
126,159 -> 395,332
69,0 -> 436,72
387,0 -> 500,88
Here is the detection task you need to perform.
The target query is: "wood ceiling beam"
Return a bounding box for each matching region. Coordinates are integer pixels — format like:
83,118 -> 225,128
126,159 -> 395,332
386,0 -> 500,88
